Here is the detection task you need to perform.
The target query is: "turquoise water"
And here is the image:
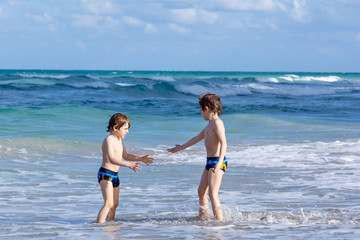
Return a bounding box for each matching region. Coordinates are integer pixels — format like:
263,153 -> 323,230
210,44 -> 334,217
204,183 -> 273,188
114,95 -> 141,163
1,70 -> 360,239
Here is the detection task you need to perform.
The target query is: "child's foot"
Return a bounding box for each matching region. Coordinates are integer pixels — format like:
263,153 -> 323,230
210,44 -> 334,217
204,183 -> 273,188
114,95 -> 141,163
197,214 -> 209,221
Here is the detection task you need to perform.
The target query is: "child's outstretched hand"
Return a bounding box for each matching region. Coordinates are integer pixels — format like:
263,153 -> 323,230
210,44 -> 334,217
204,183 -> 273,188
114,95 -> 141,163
167,144 -> 182,153
128,162 -> 142,172
140,155 -> 154,166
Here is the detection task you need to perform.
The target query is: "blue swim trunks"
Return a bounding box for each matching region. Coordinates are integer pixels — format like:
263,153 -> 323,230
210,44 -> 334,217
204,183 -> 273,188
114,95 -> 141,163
205,157 -> 228,172
97,167 -> 120,187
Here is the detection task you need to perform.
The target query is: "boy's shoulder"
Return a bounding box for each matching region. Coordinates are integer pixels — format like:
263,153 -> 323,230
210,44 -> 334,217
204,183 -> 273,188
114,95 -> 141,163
213,118 -> 225,129
104,134 -> 113,142
207,118 -> 224,129
104,134 -> 120,145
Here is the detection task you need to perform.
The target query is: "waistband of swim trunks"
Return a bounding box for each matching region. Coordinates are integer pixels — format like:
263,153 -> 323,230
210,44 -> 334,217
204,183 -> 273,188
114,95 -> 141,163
206,156 -> 227,163
99,167 -> 118,178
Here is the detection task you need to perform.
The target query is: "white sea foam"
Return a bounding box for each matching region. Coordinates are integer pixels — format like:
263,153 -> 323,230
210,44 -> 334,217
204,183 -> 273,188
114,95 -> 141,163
2,136 -> 360,239
247,83 -> 344,96
257,77 -> 279,83
227,139 -> 360,168
177,82 -> 353,97
248,83 -> 274,90
115,83 -> 137,87
176,84 -> 251,96
150,76 -> 176,82
176,84 -> 208,95
278,74 -> 341,82
17,73 -> 70,79
273,85 -> 334,96
151,139 -> 360,169
215,84 -> 253,96
69,82 -> 110,88
85,74 -> 101,80
278,74 -> 300,81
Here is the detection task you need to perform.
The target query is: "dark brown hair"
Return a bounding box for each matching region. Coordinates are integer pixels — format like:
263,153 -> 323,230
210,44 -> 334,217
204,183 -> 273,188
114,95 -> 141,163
107,113 -> 131,132
198,93 -> 222,116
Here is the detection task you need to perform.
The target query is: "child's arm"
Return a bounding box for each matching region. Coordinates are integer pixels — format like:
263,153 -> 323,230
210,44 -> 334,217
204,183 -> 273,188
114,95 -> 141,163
167,129 -> 205,153
213,120 -> 227,173
122,142 -> 154,166
105,137 -> 142,172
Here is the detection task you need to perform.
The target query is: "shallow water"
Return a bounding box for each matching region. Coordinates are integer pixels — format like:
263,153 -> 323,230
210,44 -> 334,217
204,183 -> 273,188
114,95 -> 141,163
1,137 -> 360,239
1,70 -> 360,239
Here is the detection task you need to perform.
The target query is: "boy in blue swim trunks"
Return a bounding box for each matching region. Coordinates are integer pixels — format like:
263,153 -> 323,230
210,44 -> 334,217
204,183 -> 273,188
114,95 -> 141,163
168,93 -> 227,221
96,113 -> 154,223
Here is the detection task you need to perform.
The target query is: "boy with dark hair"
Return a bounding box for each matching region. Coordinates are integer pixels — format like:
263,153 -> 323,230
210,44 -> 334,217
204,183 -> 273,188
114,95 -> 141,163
96,113 -> 154,223
168,93 -> 227,221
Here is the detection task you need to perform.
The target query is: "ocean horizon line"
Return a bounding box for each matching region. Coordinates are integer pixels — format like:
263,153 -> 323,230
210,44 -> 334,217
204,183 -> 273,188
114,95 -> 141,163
1,68 -> 359,74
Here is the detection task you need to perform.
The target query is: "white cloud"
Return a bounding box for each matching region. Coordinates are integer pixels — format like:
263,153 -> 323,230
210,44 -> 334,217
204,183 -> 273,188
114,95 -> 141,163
27,12 -> 52,23
7,0 -> 22,6
291,0 -> 308,22
171,8 -> 218,24
244,17 -> 260,28
80,0 -> 115,15
103,16 -> 120,29
122,16 -> 158,33
24,12 -> 57,32
265,19 -> 278,29
144,23 -> 158,33
122,16 -> 143,27
219,0 -> 308,22
72,14 -> 121,30
0,7 -> 9,18
168,23 -> 190,33
171,8 -> 197,24
220,0 -> 280,11
72,14 -> 102,28
199,9 -> 218,24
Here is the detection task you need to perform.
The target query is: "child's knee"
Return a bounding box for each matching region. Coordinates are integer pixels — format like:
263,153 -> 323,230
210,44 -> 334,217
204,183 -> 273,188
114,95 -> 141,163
208,191 -> 219,202
112,201 -> 119,209
104,200 -> 114,209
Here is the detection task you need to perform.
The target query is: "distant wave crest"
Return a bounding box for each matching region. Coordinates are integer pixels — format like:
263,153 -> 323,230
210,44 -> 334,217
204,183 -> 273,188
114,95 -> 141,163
277,74 -> 341,82
17,73 -> 71,79
1,71 -> 358,98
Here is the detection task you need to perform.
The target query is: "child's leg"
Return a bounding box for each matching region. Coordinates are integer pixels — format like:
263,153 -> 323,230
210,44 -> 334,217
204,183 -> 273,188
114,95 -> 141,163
96,180 -> 114,223
197,169 -> 209,219
106,186 -> 119,220
208,170 -> 224,221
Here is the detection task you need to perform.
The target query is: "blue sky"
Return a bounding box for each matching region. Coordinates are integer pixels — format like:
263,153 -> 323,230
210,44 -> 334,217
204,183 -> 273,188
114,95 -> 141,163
0,0 -> 359,72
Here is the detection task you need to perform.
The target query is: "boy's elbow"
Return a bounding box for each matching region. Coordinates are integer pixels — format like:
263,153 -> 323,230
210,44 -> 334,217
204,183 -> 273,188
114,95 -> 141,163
220,139 -> 227,146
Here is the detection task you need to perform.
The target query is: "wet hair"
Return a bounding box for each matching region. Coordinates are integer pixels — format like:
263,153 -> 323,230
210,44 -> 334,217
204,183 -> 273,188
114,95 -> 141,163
198,93 -> 222,116
107,113 -> 131,132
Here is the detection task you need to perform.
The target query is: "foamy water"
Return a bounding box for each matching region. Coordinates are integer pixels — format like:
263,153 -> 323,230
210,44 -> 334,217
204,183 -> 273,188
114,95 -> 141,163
1,137 -> 360,239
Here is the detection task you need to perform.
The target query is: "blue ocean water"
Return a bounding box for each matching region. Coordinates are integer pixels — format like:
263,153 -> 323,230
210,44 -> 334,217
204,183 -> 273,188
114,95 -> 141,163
1,70 -> 360,239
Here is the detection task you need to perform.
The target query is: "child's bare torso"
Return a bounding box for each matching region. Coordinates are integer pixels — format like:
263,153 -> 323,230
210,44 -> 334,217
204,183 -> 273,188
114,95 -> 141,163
204,119 -> 221,157
101,135 -> 123,172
